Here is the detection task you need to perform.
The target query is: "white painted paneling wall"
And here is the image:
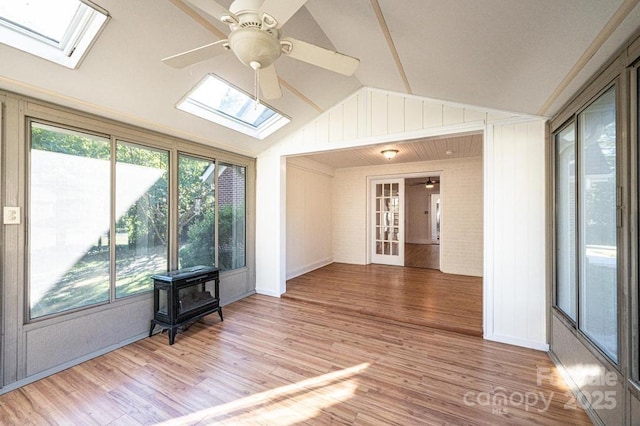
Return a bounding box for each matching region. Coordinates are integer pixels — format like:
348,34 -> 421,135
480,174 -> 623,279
256,86 -> 548,350
484,120 -> 547,350
256,152 -> 286,297
286,158 -> 334,279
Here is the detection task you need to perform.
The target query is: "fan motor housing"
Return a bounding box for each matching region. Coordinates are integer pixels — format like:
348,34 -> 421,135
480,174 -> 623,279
228,27 -> 281,68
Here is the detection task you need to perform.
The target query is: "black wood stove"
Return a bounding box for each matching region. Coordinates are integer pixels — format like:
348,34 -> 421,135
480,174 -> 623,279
149,265 -> 222,344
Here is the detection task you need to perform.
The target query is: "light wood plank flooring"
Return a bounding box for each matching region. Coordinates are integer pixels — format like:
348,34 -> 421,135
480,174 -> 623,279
0,294 -> 589,425
285,263 -> 483,336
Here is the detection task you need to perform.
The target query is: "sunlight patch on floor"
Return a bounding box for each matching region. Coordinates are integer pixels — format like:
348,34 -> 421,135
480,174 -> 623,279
156,363 -> 371,425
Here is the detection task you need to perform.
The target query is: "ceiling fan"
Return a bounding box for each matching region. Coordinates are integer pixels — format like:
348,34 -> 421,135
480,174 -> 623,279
163,0 -> 360,100
409,177 -> 439,188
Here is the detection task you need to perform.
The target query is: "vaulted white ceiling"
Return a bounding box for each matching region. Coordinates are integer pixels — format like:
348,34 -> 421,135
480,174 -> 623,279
0,0 -> 638,157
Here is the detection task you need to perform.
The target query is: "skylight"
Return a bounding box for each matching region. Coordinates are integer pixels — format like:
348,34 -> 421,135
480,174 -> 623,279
177,74 -> 290,140
0,0 -> 109,69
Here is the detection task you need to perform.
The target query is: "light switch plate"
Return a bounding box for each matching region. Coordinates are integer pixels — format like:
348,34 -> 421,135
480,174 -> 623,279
3,207 -> 20,225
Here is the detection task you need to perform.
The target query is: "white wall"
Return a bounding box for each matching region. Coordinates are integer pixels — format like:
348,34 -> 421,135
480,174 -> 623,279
332,157 -> 483,276
286,157 -> 334,279
484,120 -> 547,350
256,86 -> 547,350
256,152 -> 286,297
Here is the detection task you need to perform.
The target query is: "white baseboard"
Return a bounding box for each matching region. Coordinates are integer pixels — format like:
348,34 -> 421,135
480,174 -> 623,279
255,287 -> 282,297
485,332 -> 550,352
286,257 -> 333,280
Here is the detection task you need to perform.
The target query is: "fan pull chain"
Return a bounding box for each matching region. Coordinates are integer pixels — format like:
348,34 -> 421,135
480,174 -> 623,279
254,67 -> 259,109
250,61 -> 261,109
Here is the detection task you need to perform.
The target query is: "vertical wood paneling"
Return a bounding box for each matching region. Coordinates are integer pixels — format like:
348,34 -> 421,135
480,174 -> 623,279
485,120 -> 547,350
443,106 -> 464,125
387,96 -> 404,134
371,91 -> 388,137
315,115 -> 329,146
302,125 -> 315,148
258,86 -> 548,354
329,107 -> 343,143
404,98 -> 423,131
423,102 -> 443,128
256,153 -> 285,296
464,109 -> 487,123
343,95 -> 359,141
487,111 -> 515,123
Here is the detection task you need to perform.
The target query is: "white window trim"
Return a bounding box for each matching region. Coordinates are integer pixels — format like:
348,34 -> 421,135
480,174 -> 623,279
0,0 -> 109,69
176,74 -> 290,140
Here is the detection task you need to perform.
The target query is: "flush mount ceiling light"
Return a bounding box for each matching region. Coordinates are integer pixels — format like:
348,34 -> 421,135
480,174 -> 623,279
425,178 -> 435,188
381,149 -> 398,160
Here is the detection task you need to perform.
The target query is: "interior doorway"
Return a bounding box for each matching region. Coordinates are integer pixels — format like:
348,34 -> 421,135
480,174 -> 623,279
370,178 -> 405,266
405,175 -> 440,269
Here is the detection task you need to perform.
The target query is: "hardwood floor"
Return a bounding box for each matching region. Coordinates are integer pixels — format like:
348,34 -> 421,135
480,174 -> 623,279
404,243 -> 440,269
0,294 -> 590,425
285,263 -> 483,336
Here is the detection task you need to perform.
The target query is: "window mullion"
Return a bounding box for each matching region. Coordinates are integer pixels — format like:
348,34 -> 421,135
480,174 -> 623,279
109,136 -> 116,302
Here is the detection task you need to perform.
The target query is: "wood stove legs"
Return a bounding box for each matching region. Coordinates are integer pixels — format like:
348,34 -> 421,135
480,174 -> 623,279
149,306 -> 224,345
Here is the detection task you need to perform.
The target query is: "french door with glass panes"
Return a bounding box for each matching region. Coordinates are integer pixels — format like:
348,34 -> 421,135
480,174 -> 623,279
371,178 -> 404,266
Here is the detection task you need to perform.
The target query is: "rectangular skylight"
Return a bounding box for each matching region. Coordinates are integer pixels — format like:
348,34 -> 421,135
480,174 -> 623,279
177,74 -> 290,140
0,0 -> 109,69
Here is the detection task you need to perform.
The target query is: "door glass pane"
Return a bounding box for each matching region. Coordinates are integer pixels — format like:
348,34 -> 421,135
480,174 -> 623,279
579,87 -> 617,361
115,142 -> 169,298
217,163 -> 246,271
555,123 -> 577,320
178,155 -> 215,269
29,122 -> 110,319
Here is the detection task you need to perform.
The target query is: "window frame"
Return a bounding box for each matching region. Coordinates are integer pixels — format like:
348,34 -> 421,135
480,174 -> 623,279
26,118 -> 114,321
553,118 -> 578,323
25,119 -> 250,323
114,139 -> 171,300
551,82 -> 621,366
176,74 -> 290,140
0,0 -> 109,69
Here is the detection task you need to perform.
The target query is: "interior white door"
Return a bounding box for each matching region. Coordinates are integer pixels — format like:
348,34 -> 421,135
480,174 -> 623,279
371,178 -> 404,266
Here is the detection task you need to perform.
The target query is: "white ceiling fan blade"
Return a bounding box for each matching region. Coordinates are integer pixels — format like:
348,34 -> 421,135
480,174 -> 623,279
259,0 -> 307,28
185,0 -> 235,22
162,40 -> 228,68
258,64 -> 282,99
281,37 -> 360,76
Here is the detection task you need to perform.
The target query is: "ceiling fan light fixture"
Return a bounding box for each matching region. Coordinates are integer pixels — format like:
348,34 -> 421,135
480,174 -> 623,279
228,27 -> 281,68
425,178 -> 435,189
381,149 -> 398,160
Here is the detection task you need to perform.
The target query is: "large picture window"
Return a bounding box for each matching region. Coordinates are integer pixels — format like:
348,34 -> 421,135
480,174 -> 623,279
115,142 -> 169,298
553,87 -> 618,362
178,154 -> 216,269
29,122 -> 248,320
29,122 -> 111,319
218,163 -> 246,271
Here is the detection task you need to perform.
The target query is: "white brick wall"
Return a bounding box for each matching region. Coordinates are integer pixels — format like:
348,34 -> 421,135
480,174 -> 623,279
333,157 -> 483,276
